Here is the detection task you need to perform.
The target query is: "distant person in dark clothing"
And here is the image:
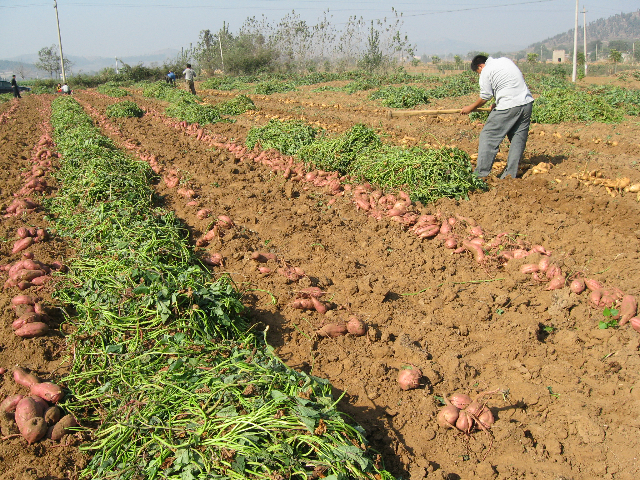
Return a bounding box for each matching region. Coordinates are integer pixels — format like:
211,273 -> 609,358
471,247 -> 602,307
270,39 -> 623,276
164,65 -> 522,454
11,75 -> 21,99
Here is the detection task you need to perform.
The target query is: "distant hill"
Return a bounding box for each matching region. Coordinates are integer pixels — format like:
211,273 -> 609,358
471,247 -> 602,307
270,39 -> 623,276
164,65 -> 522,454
0,49 -> 181,79
529,9 -> 640,52
0,60 -> 38,80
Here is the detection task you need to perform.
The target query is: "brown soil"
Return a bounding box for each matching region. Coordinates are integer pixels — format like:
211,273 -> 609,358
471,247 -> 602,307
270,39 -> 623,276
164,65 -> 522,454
1,78 -> 640,480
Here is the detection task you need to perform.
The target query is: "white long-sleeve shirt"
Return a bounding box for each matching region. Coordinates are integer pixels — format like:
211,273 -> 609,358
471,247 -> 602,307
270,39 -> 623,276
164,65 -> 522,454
479,57 -> 533,110
183,68 -> 195,81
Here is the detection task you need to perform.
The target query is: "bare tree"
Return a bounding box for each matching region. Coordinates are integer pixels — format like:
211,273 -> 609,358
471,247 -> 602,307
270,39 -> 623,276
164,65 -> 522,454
35,44 -> 73,78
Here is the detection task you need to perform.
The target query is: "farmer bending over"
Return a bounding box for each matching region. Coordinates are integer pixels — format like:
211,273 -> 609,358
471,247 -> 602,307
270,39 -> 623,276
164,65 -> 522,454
461,55 -> 534,179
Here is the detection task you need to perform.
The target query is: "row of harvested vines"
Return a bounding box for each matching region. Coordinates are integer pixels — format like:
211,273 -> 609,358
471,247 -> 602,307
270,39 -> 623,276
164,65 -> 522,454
246,119 -> 487,204
48,95 -> 394,479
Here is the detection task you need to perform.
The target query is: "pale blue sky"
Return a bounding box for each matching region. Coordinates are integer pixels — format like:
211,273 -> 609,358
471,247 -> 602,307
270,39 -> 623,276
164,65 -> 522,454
1,0 -> 638,59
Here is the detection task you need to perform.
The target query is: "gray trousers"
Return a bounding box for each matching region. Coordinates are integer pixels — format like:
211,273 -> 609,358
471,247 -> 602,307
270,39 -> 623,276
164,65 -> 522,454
475,102 -> 533,179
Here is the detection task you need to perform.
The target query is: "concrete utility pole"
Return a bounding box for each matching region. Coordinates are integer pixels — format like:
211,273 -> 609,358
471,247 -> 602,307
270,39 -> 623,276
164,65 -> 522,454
572,0 -> 579,82
219,21 -> 225,73
583,6 -> 588,76
53,0 -> 67,82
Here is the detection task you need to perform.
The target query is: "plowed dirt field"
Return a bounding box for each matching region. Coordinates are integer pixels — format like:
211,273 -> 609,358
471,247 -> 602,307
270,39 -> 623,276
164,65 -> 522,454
1,76 -> 640,480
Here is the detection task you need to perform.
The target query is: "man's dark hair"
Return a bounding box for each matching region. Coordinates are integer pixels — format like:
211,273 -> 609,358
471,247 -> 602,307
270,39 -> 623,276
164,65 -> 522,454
471,55 -> 488,72
186,63 -> 191,68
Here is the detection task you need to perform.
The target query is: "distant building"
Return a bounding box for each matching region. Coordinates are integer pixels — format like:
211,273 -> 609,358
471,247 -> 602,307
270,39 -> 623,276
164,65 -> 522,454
551,50 -> 566,63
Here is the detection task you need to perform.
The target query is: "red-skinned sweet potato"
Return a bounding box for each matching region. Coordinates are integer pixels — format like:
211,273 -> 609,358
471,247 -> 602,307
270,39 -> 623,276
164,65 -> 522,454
29,395 -> 48,417
11,294 -> 35,306
48,414 -> 78,441
44,406 -> 62,426
15,397 -> 39,427
619,295 -> 638,326
13,367 -> 40,388
12,237 -> 33,254
14,322 -> 49,338
30,382 -> 64,404
0,394 -> 25,413
19,416 -> 48,444
316,323 -> 348,338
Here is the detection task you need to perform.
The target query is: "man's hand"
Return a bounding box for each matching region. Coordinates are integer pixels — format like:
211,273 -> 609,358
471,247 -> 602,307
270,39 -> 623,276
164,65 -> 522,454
460,105 -> 475,115
460,97 -> 488,115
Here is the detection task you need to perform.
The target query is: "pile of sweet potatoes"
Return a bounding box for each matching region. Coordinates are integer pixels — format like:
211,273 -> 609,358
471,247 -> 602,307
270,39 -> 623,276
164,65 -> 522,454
0,367 -> 77,444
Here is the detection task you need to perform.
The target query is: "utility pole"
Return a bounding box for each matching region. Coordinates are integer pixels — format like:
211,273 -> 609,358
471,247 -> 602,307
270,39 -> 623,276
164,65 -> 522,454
583,6 -> 588,76
53,0 -> 67,83
572,0 -> 579,82
219,21 -> 225,73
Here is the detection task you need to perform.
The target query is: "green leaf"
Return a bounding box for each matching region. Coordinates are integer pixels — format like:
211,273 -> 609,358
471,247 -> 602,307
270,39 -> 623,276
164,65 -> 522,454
133,285 -> 150,295
215,405 -> 238,418
105,344 -> 124,354
299,415 -> 316,432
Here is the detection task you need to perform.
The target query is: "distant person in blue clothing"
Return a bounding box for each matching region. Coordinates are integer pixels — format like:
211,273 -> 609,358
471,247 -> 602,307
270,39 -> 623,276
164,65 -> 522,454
166,70 -> 176,85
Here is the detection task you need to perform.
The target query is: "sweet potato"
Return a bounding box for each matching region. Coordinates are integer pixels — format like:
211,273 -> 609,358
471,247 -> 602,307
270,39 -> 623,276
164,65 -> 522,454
48,414 -> 78,441
30,382 -> 64,404
520,264 -> 539,274
12,312 -> 42,330
251,251 -> 277,263
11,295 -> 35,306
546,275 -> 566,291
15,397 -> 39,426
13,367 -> 40,388
19,416 -> 48,444
0,394 -> 24,413
589,289 -> 602,308
11,237 -> 33,254
291,298 -> 314,310
217,215 -> 234,229
14,322 -> 49,338
29,396 -> 48,417
310,297 -> 327,314
13,303 -> 36,317
585,278 -> 604,291
17,280 -> 34,290
44,406 -> 62,426
462,239 -> 485,263
346,316 -> 367,336
398,365 -> 422,391
618,295 -> 637,326
570,278 -> 585,294
316,323 -> 348,338
12,269 -> 46,283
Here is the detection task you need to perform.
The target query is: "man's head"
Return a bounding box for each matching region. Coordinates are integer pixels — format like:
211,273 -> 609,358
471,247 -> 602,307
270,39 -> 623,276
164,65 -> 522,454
12,75 -> 16,78
186,63 -> 191,69
471,55 -> 488,73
